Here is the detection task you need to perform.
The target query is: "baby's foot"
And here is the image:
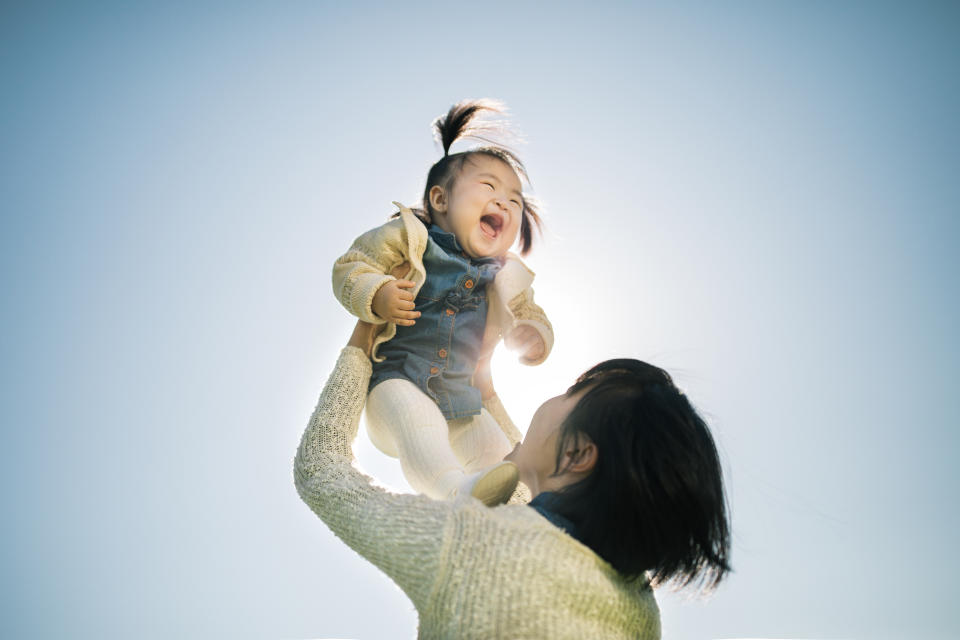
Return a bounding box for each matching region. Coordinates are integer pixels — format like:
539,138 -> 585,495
452,461 -> 519,507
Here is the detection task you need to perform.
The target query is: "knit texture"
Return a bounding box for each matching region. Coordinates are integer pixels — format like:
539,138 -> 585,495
506,289 -> 554,366
294,347 -> 661,639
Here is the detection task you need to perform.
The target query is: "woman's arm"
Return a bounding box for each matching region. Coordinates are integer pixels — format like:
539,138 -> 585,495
474,354 -> 531,504
293,337 -> 453,606
474,353 -> 523,446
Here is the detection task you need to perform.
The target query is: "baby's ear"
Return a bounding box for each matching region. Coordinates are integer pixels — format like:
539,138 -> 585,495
428,185 -> 447,213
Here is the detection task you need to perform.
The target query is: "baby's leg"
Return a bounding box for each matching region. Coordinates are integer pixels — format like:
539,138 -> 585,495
365,378 -> 467,500
447,409 -> 513,473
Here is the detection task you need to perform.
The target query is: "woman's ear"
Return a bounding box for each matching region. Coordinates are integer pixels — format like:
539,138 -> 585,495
429,185 -> 447,214
564,438 -> 598,474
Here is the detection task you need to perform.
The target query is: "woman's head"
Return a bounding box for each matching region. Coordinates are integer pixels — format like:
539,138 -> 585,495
507,359 -> 732,590
419,100 -> 542,258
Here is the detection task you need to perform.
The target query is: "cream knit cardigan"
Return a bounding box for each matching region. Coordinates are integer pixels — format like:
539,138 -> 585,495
294,347 -> 661,639
332,204 -> 554,365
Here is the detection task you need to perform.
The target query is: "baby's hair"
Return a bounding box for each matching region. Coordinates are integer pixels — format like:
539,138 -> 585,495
416,99 -> 543,256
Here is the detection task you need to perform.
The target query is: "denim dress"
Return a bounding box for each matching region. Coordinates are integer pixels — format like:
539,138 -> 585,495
370,225 -> 503,420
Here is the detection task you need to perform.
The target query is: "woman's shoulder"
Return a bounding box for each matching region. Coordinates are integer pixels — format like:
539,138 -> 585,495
434,502 -> 659,636
450,502 -> 615,571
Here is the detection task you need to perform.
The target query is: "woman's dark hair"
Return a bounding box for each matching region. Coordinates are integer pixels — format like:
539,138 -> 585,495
551,359 -> 732,590
416,99 -> 542,256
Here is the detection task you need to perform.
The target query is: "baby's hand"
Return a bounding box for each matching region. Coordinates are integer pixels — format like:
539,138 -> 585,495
372,279 -> 421,326
505,325 -> 545,363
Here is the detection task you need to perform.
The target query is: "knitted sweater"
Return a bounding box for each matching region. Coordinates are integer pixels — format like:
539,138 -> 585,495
294,347 -> 661,639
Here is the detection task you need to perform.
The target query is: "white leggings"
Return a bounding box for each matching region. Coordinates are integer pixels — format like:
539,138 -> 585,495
365,378 -> 513,500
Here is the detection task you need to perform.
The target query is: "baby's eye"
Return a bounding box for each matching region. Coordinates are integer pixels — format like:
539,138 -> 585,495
482,182 -> 495,190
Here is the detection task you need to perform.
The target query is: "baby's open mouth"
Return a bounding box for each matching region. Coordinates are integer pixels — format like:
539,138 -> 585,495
480,213 -> 504,239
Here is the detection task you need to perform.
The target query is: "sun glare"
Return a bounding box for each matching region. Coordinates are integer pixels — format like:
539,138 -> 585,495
351,337 -> 575,497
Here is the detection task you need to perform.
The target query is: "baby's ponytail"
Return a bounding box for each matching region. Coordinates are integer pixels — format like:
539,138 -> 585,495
415,99 -> 543,256
432,99 -> 508,156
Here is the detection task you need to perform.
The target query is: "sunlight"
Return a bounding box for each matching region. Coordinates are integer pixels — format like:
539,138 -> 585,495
351,340 -> 562,496
490,343 -> 541,432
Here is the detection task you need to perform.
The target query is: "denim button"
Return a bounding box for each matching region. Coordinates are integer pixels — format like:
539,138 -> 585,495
438,348 -> 447,358
464,279 -> 474,289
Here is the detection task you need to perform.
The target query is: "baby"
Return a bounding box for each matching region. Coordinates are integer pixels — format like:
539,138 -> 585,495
333,100 -> 553,506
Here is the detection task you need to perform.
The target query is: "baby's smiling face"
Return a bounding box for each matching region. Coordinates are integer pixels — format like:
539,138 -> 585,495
429,154 -> 523,260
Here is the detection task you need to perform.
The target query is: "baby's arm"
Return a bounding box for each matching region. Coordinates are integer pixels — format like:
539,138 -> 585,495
505,290 -> 554,366
332,218 -> 413,324
504,325 -> 546,363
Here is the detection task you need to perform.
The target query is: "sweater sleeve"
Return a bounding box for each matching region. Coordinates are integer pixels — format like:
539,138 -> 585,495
294,347 -> 453,607
332,218 -> 409,324
506,289 -> 554,366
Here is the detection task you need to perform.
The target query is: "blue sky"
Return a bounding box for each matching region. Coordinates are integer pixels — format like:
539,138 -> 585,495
2,2 -> 958,638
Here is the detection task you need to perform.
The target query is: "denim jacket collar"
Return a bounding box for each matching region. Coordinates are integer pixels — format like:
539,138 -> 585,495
428,224 -> 503,267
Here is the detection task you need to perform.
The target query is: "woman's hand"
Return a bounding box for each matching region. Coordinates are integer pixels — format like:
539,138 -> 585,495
347,320 -> 378,357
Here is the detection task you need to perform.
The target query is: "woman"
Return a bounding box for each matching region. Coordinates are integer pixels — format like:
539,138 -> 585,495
294,322 -> 730,639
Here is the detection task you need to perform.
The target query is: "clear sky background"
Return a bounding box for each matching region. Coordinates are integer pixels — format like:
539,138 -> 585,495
2,2 -> 958,639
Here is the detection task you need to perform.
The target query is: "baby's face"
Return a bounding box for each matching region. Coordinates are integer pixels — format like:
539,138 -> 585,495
433,155 -> 523,259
